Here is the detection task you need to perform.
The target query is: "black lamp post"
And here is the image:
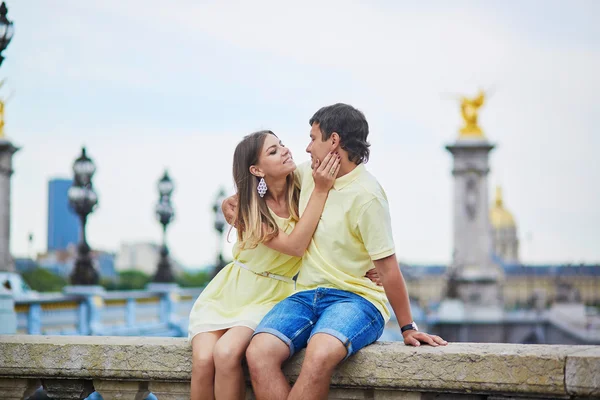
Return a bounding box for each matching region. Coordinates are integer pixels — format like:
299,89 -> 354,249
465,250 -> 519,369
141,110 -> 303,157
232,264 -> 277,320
211,187 -> 227,278
0,2 -> 15,67
67,147 -> 99,285
153,170 -> 175,283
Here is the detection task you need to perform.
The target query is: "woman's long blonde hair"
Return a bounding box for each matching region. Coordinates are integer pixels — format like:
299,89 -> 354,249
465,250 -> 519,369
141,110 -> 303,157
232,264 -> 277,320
233,131 -> 300,249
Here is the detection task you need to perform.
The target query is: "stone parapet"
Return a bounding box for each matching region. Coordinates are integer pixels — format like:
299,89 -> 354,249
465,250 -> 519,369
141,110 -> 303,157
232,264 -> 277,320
0,336 -> 598,399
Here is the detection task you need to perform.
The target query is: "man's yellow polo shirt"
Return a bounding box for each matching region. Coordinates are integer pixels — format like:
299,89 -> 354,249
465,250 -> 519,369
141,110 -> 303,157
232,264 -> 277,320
295,161 -> 394,322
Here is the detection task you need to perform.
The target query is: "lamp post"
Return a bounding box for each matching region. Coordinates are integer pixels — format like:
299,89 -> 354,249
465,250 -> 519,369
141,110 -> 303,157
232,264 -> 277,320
153,170 -> 175,283
0,2 -> 14,67
212,187 -> 227,278
67,147 -> 99,285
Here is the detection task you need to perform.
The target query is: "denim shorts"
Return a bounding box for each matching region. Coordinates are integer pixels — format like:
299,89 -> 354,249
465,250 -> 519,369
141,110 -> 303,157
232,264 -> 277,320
253,287 -> 385,360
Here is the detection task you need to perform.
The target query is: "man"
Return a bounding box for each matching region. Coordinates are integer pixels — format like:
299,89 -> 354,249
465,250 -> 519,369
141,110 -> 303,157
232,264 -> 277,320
225,103 -> 447,400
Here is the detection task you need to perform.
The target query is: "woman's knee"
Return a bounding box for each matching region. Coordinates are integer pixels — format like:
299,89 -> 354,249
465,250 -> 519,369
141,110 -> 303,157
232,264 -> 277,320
192,350 -> 215,376
213,340 -> 245,370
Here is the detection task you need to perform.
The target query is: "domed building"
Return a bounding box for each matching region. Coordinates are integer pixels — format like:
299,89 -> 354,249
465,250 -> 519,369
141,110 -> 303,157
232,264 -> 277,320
489,186 -> 519,264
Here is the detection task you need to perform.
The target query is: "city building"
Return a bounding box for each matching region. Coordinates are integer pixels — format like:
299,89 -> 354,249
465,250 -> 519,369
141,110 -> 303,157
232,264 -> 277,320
47,178 -> 79,252
490,186 -> 520,264
114,242 -> 184,277
35,248 -> 117,280
404,263 -> 600,309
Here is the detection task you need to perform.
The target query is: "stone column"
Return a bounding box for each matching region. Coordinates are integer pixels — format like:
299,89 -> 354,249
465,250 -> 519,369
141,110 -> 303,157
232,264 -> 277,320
445,137 -> 504,314
0,139 -> 19,272
446,138 -> 495,271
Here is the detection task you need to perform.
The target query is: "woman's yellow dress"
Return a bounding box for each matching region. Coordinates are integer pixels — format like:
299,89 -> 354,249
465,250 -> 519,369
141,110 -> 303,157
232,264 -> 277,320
188,212 -> 301,339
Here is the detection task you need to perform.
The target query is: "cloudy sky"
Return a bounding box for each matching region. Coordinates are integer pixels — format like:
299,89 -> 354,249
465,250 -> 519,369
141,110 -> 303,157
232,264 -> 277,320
4,0 -> 599,268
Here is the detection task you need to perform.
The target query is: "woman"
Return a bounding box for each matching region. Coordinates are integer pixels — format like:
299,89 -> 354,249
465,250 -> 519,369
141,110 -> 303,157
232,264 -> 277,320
188,130 -> 341,400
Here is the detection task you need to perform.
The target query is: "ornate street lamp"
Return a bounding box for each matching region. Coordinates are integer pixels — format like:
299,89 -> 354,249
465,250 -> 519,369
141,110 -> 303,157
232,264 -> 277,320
67,147 -> 99,285
0,2 -> 15,67
211,187 -> 227,278
153,170 -> 175,283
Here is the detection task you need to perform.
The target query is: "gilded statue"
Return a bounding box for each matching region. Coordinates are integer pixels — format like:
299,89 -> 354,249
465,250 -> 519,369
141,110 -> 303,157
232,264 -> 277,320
0,79 -> 14,139
0,96 -> 5,139
459,90 -> 486,137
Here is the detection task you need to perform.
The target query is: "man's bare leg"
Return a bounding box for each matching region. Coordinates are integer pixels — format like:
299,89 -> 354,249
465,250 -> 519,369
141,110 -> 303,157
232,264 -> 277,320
246,333 -> 291,400
287,333 -> 346,400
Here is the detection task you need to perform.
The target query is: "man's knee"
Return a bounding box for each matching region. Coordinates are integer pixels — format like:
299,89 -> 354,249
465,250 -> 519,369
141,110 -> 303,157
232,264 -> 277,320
246,333 -> 289,370
304,333 -> 347,371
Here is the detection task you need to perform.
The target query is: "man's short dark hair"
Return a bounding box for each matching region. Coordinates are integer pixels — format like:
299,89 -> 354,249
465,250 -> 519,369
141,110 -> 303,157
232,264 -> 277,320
309,103 -> 370,165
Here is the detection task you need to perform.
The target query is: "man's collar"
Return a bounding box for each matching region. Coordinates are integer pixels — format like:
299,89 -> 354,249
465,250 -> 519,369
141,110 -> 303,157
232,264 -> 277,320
333,163 -> 365,191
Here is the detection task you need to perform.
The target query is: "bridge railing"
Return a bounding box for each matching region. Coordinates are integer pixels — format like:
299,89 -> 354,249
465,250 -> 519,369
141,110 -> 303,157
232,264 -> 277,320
0,335 -> 598,400
13,286 -> 203,337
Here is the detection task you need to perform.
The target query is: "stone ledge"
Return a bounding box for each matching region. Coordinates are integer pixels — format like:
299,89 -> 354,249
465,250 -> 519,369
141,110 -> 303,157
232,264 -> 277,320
0,336 -> 598,398
565,346 -> 600,397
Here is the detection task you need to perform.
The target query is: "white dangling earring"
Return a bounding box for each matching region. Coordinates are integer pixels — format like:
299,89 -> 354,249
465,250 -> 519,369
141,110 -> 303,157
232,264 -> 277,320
257,177 -> 267,198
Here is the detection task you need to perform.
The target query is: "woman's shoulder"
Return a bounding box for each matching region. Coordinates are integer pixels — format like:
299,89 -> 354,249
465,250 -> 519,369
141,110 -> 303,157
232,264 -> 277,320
269,210 -> 295,232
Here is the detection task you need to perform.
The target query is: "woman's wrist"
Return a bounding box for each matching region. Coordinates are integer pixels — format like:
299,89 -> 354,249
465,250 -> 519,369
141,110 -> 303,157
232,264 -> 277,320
312,187 -> 330,195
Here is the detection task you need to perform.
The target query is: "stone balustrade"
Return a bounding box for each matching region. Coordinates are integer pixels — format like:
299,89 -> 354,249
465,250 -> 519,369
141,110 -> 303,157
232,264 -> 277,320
11,286 -> 202,337
0,335 -> 598,399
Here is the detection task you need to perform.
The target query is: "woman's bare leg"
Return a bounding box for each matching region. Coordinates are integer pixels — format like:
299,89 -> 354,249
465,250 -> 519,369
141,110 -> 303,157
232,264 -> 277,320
191,330 -> 226,400
213,326 -> 254,400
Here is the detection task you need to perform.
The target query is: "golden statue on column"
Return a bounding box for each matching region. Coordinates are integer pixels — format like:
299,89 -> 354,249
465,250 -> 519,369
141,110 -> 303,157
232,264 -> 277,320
0,97 -> 6,139
459,90 -> 486,138
0,79 -> 13,139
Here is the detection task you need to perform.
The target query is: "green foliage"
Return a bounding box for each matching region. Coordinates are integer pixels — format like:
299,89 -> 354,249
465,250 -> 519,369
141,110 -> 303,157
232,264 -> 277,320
102,270 -> 151,291
100,269 -> 209,291
21,267 -> 68,292
20,266 -> 208,293
177,270 -> 211,288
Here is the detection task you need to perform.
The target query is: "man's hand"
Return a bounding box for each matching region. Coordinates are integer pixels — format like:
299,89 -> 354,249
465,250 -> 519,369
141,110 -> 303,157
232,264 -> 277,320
371,254 -> 448,348
402,330 -> 447,347
222,195 -> 238,225
365,268 -> 382,286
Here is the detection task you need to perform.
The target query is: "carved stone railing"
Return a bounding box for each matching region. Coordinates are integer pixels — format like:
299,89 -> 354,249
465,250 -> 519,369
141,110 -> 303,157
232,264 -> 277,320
0,336 -> 598,399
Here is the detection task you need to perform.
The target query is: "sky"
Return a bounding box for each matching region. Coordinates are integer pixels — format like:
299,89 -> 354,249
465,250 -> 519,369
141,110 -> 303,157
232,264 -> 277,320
3,0 -> 599,268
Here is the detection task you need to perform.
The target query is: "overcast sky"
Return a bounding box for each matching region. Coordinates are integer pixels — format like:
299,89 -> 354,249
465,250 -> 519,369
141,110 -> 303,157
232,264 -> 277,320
4,0 -> 599,268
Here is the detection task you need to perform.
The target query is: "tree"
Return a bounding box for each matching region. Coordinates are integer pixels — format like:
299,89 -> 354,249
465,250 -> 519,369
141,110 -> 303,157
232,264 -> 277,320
102,270 -> 151,291
21,268 -> 68,292
177,270 -> 211,288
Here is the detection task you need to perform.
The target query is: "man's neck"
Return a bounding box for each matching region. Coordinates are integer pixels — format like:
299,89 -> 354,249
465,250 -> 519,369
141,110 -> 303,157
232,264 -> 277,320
336,158 -> 359,178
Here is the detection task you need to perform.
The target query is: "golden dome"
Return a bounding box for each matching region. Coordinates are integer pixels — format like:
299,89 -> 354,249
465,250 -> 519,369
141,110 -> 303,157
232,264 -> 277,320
489,186 -> 516,228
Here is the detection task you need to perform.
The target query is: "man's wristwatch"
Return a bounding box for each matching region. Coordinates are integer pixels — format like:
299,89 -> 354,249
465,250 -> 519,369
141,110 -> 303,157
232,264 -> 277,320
400,321 -> 419,333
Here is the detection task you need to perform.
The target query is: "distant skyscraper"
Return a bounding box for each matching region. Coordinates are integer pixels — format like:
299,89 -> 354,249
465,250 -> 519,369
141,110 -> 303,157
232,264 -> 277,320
47,178 -> 80,251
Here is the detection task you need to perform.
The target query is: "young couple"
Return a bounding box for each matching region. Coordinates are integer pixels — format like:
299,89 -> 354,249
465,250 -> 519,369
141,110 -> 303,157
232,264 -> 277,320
188,103 -> 447,400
